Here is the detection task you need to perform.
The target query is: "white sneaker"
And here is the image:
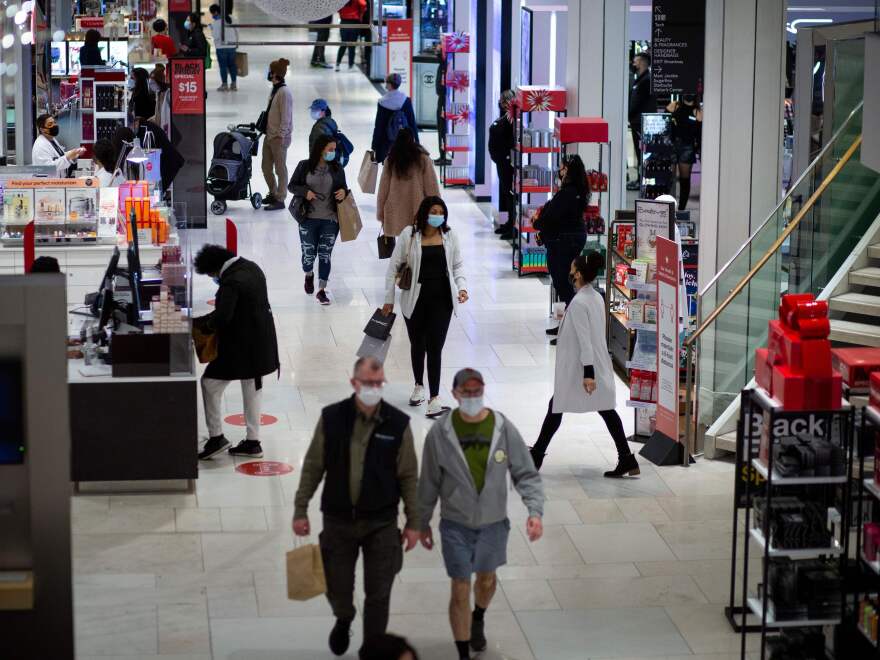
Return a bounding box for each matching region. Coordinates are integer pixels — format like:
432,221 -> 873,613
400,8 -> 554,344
426,397 -> 450,419
409,385 -> 425,406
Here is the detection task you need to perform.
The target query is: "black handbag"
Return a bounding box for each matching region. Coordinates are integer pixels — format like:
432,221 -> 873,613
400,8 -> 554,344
288,196 -> 311,224
364,308 -> 396,340
377,233 -> 396,259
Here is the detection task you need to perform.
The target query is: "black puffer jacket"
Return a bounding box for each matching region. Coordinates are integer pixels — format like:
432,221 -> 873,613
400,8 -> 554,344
204,258 -> 279,381
532,184 -> 589,241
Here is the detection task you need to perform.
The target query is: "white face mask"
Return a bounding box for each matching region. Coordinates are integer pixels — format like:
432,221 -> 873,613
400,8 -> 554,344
127,78 -> 136,90
310,109 -> 323,120
356,385 -> 383,407
458,396 -> 484,417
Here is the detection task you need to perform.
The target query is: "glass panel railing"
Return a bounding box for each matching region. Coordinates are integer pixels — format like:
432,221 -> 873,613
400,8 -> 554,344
694,103 -> 880,444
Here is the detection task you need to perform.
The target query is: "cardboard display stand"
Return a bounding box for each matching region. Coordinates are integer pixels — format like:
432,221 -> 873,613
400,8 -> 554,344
169,58 -> 207,227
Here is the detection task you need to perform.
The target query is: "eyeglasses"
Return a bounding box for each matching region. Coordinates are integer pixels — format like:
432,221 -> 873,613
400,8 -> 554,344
356,378 -> 385,388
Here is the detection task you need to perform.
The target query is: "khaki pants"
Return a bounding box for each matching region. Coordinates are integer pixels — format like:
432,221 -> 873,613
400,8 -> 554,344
262,136 -> 289,202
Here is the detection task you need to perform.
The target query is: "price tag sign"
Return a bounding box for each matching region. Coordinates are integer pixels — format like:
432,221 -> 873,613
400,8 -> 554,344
171,59 -> 204,116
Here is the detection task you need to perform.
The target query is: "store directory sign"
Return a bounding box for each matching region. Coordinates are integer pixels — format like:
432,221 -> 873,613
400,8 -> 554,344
651,0 -> 705,95
655,237 -> 680,442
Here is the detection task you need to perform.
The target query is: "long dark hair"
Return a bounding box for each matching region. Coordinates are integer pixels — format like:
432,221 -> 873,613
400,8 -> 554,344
187,12 -> 203,29
308,134 -> 340,173
572,251 -> 604,285
413,195 -> 449,234
386,128 -> 428,178
561,153 -> 590,200
131,67 -> 150,101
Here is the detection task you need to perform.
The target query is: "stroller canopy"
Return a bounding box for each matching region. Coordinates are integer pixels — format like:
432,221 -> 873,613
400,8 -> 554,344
213,130 -> 255,161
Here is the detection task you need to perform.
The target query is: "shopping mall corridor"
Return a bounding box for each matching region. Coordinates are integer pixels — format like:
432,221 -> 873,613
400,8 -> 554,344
70,27 -> 745,660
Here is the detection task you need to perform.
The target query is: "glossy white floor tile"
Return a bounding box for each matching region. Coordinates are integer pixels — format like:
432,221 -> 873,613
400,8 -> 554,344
70,15 -> 739,660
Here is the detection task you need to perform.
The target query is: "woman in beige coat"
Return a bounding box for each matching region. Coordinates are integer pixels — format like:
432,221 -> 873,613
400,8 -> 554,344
376,128 -> 441,236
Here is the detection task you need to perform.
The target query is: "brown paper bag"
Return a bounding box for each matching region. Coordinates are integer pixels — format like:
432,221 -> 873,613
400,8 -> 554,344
357,150 -> 378,194
286,544 -> 326,601
191,323 -> 218,363
337,194 -> 363,243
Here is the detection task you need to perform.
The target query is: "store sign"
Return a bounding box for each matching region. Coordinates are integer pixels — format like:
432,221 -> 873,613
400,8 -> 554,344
655,237 -> 680,442
76,16 -> 104,31
387,19 -> 413,98
170,59 -> 204,115
168,0 -> 192,12
634,198 -> 674,262
651,0 -> 705,95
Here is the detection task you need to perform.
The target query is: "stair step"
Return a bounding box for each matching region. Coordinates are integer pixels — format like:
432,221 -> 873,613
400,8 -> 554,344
829,292 -> 880,316
868,243 -> 880,259
829,319 -> 880,347
850,267 -> 880,287
715,431 -> 737,454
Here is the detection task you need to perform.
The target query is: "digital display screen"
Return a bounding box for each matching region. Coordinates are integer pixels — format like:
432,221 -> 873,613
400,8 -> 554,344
0,360 -> 24,464
108,40 -> 128,67
51,41 -> 68,76
67,41 -> 83,75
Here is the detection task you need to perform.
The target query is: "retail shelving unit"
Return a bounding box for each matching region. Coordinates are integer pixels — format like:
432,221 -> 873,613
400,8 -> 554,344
639,112 -> 675,200
79,68 -> 128,158
732,386 -> 854,658
607,212 -> 636,374
509,86 -> 566,276
439,32 -> 472,188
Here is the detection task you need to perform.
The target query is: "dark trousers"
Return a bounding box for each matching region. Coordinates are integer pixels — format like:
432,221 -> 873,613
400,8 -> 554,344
534,398 -> 632,458
310,16 -> 332,63
497,162 -> 513,218
546,234 -> 586,305
320,516 -> 402,639
631,125 -> 643,172
404,286 -> 453,398
436,92 -> 446,154
337,18 -> 360,66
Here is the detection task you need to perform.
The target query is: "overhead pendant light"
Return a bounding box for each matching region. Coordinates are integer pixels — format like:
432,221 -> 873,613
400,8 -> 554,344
251,0 -> 349,23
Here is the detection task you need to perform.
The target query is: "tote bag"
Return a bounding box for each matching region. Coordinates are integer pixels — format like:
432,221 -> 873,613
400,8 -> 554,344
357,151 -> 378,194
337,193 -> 363,243
286,544 -> 326,601
234,51 -> 248,77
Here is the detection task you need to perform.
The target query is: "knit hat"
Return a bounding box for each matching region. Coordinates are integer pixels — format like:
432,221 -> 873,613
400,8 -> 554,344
269,58 -> 290,79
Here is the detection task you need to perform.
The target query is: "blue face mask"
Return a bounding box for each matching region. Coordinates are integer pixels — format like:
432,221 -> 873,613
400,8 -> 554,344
310,109 -> 323,120
184,20 -> 193,30
324,151 -> 336,162
212,276 -> 220,285
427,214 -> 445,228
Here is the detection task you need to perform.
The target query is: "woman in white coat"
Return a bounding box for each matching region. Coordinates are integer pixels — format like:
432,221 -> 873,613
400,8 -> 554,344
32,114 -> 84,177
382,195 -> 468,418
530,252 -> 640,478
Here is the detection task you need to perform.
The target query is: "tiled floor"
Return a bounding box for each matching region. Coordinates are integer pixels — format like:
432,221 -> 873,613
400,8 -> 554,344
72,16 -> 743,660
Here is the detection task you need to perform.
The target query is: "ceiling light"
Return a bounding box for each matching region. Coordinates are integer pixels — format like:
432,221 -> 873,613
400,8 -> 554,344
788,18 -> 833,33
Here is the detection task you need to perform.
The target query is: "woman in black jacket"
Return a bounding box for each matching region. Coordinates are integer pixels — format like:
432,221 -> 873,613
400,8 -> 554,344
180,13 -> 209,58
287,134 -> 349,305
533,154 -> 590,339
128,67 -> 155,121
193,244 -> 279,461
79,29 -> 106,67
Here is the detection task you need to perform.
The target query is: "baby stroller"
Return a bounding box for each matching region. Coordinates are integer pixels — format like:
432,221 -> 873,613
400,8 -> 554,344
207,123 -> 263,215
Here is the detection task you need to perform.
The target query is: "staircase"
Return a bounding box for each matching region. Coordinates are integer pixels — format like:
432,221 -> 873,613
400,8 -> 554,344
829,239 -> 880,347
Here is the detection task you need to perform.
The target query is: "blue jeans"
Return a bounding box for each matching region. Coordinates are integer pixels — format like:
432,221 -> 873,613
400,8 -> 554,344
299,218 -> 339,287
216,47 -> 237,85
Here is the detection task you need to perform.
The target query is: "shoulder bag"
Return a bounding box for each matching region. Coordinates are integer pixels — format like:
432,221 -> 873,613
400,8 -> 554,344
396,231 -> 416,291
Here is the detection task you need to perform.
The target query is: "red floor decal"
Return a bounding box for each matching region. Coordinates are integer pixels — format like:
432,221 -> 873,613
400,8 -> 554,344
236,461 -> 293,476
224,413 -> 278,426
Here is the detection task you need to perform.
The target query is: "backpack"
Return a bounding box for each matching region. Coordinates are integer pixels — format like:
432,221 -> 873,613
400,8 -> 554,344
386,108 -> 408,142
334,130 -> 354,167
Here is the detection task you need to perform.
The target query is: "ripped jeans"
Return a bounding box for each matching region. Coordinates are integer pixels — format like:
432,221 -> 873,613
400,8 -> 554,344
299,218 -> 339,288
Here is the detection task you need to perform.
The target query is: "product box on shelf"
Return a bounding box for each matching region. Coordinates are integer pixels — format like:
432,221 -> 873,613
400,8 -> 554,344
516,86 -> 566,113
865,522 -> 880,562
554,116 -> 608,144
441,31 -> 470,54
830,347 -> 880,389
871,371 -> 880,409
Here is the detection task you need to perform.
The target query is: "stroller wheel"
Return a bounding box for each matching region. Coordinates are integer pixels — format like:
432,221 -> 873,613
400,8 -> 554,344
250,192 -> 263,209
211,199 -> 227,215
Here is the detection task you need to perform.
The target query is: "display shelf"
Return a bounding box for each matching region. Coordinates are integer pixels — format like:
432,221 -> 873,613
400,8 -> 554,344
626,280 -> 656,294
515,145 -> 560,154
751,459 -> 848,485
626,400 -> 656,409
628,321 -> 657,332
746,597 -> 841,628
612,249 -> 632,265
749,527 -> 843,559
611,311 -> 629,330
626,359 -> 657,372
859,622 -> 879,648
866,478 -> 880,501
443,178 -> 473,186
612,281 -> 631,298
439,35 -> 472,191
520,266 -> 548,275
518,185 -> 553,194
444,145 -> 470,153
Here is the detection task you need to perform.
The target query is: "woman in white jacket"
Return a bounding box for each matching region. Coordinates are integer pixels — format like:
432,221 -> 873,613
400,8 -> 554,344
32,114 -> 84,177
383,196 -> 468,418
530,252 -> 639,478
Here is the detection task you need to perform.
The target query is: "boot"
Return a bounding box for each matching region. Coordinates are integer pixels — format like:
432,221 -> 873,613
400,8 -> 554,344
604,453 -> 640,478
528,446 -> 545,470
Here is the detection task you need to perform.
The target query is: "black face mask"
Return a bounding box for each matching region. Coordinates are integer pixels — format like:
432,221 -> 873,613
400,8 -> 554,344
47,125 -> 59,137
267,71 -> 273,82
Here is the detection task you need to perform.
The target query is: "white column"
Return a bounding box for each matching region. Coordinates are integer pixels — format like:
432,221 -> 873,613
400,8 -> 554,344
698,0 -> 786,289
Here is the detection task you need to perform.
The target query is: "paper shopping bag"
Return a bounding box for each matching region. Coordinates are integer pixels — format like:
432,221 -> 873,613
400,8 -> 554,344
337,193 -> 362,242
234,51 -> 249,77
357,151 -> 378,194
286,544 -> 326,601
363,308 -> 396,340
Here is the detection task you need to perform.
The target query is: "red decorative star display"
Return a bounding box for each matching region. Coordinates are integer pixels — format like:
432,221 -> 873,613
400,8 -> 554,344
442,31 -> 470,54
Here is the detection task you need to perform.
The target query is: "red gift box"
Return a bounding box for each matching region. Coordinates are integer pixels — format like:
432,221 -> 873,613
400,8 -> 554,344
782,335 -> 832,377
554,116 -> 609,144
771,365 -> 841,410
831,348 -> 880,388
755,348 -> 773,393
779,293 -> 816,322
866,522 -> 880,562
871,371 -> 880,409
517,86 -> 567,112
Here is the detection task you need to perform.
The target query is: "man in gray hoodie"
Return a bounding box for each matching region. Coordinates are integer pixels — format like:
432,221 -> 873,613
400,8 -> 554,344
418,368 -> 544,660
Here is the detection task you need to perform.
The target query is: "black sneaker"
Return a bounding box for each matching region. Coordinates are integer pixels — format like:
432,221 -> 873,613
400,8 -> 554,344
304,273 -> 315,295
262,194 -> 277,206
316,289 -> 331,305
198,435 -> 230,460
494,224 -> 510,234
228,440 -> 263,458
470,616 -> 487,652
549,338 -> 557,346
329,618 -> 352,656
545,326 -> 559,336
263,201 -> 285,211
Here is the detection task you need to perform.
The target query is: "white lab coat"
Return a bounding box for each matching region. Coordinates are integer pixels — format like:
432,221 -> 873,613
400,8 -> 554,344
552,285 -> 616,413
32,134 -> 74,177
384,225 -> 467,319
94,166 -> 124,187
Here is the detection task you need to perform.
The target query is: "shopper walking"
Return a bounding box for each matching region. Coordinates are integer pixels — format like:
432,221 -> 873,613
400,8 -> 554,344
151,19 -> 177,58
383,196 -> 467,418
434,44 -> 450,166
667,94 -> 703,210
533,154 -> 590,342
628,52 -> 655,189
79,29 -> 105,67
309,15 -> 333,68
308,99 -> 338,153
371,73 -> 418,163
488,90 -> 516,238
529,253 -> 639,477
179,13 -> 209,59
209,4 -> 239,92
376,128 -> 440,237
193,244 -> 279,461
261,58 -> 293,211
293,356 -> 420,657
418,368 -> 544,660
127,67 -> 155,120
336,0 -> 366,72
288,134 -> 349,306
